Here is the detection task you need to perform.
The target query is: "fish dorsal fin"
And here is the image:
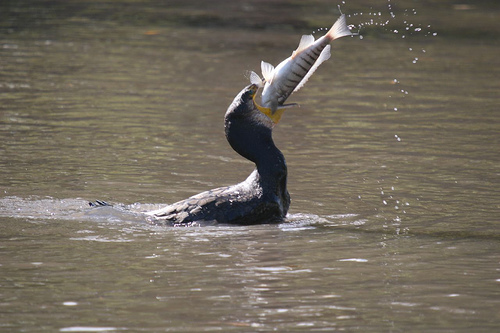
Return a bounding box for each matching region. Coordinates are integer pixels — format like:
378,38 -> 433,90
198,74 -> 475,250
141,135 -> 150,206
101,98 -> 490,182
261,61 -> 275,83
293,44 -> 331,93
248,71 -> 264,88
292,34 -> 315,57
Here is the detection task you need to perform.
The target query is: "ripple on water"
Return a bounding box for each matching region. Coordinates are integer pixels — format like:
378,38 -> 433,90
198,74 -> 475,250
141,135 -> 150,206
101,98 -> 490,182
59,328 -> 120,332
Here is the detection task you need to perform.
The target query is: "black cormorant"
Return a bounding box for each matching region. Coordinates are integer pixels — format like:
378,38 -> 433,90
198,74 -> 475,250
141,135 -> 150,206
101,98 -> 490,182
145,84 -> 290,225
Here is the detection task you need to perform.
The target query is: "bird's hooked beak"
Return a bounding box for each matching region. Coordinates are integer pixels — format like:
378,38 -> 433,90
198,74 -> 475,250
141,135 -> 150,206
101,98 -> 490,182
248,84 -> 285,125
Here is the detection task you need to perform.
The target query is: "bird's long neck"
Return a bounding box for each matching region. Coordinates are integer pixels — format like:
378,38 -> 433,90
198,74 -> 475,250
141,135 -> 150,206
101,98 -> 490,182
253,139 -> 289,216
225,118 -> 287,191
254,140 -> 287,187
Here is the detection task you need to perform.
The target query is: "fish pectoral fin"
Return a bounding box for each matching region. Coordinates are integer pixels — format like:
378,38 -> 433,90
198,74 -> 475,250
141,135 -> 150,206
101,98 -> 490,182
278,103 -> 300,109
292,34 -> 315,57
293,45 -> 331,93
261,61 -> 275,83
248,71 -> 264,87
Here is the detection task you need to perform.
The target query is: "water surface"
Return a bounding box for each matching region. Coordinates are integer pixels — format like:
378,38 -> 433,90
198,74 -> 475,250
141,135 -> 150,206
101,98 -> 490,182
1,0 -> 499,331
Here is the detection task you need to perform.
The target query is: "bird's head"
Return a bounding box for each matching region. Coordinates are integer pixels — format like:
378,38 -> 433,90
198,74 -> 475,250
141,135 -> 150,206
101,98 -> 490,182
224,84 -> 281,164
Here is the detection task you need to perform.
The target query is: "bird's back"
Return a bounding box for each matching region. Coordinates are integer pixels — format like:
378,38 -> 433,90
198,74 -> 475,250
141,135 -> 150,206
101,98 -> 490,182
146,170 -> 287,226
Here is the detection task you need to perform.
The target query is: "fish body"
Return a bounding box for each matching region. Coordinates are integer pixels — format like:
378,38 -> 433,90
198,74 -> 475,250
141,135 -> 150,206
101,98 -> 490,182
251,14 -> 353,113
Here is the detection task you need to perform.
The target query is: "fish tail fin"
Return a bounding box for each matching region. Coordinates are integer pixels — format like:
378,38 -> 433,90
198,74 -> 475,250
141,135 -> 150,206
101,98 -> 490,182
326,14 -> 352,40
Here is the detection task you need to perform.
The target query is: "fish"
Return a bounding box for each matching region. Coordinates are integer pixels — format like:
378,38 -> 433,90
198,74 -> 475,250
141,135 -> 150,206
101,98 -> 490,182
250,13 -> 354,118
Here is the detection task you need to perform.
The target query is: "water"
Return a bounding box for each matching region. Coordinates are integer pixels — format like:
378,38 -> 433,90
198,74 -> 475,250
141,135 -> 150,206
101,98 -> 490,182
1,0 -> 499,331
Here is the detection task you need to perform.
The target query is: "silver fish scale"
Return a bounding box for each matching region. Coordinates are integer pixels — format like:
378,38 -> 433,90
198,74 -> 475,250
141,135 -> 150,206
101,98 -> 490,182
277,41 -> 328,104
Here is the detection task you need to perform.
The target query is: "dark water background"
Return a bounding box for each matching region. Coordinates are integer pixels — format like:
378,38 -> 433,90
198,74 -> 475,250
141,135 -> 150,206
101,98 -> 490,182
1,0 -> 499,331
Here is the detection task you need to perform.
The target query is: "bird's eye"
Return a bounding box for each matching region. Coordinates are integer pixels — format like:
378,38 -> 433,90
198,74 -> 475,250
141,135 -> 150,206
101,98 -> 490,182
249,84 -> 258,96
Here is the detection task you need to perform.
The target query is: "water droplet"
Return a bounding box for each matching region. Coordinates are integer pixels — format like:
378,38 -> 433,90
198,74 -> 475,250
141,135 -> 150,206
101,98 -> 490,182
63,301 -> 78,306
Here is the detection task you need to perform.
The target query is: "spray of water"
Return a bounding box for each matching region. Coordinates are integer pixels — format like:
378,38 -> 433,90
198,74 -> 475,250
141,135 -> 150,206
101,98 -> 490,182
338,0 -> 437,227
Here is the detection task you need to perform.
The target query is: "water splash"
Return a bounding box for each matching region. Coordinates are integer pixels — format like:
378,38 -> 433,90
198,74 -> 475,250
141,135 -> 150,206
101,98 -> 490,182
340,0 -> 438,39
